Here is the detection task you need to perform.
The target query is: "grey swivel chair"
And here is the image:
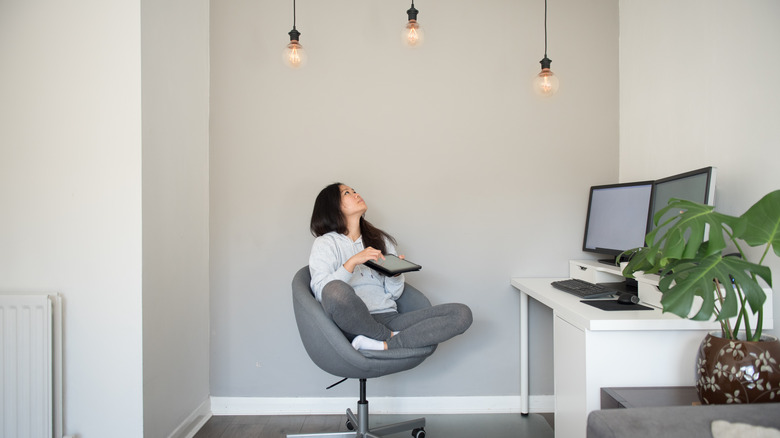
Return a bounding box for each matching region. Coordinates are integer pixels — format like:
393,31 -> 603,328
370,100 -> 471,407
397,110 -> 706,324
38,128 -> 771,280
289,266 -> 437,438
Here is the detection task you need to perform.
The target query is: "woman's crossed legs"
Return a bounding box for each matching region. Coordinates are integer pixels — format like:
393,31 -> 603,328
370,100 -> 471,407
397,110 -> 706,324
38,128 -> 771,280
320,280 -> 472,350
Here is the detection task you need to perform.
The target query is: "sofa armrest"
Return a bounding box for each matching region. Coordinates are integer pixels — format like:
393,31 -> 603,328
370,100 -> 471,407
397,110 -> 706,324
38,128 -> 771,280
587,404 -> 780,438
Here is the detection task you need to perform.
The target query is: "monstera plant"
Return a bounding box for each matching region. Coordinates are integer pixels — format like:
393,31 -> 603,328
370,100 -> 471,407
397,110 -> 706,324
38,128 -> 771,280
620,190 -> 780,404
621,190 -> 780,340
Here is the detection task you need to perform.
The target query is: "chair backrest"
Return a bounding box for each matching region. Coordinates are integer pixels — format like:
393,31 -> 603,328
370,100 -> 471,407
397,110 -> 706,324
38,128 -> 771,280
292,266 -> 436,379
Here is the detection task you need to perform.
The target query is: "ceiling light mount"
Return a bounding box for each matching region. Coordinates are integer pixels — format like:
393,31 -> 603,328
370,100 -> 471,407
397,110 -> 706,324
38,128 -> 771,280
288,28 -> 301,42
406,3 -> 419,21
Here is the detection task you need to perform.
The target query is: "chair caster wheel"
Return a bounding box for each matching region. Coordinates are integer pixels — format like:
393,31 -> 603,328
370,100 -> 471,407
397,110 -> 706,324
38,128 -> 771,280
412,427 -> 426,438
346,419 -> 354,431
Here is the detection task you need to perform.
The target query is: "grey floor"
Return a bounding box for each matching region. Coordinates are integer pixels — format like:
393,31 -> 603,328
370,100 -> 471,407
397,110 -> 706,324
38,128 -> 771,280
193,413 -> 554,438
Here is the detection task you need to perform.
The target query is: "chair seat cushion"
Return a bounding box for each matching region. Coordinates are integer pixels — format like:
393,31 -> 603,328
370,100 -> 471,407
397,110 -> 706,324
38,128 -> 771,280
358,345 -> 436,360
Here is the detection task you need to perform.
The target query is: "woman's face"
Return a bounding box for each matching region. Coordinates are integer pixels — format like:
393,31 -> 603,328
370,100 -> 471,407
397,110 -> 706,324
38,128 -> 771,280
339,185 -> 367,218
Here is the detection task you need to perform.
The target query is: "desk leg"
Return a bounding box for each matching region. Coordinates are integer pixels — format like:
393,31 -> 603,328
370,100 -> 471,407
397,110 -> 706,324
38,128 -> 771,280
520,290 -> 529,415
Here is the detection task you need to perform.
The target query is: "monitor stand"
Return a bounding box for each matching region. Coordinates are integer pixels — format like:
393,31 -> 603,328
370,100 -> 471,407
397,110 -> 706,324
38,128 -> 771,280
597,254 -> 632,266
598,278 -> 638,294
597,258 -> 619,266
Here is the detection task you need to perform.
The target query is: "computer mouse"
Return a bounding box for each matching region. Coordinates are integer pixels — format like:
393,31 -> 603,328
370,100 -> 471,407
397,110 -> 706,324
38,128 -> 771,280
617,292 -> 640,305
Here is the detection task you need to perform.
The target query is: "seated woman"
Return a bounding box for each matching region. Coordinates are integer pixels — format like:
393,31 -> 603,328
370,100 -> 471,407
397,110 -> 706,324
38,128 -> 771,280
309,182 -> 473,351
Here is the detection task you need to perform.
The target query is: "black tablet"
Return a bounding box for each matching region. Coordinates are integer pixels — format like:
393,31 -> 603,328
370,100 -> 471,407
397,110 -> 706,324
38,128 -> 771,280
364,254 -> 422,276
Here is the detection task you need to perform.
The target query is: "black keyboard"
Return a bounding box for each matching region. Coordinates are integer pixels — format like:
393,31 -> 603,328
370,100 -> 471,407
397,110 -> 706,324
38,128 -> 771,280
551,279 -> 616,299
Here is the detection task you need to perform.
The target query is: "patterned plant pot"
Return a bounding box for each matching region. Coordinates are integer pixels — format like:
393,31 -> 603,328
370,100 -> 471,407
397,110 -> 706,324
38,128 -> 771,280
696,332 -> 780,404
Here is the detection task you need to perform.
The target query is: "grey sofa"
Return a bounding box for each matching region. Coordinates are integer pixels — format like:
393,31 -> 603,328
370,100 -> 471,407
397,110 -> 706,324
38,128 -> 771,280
587,403 -> 780,438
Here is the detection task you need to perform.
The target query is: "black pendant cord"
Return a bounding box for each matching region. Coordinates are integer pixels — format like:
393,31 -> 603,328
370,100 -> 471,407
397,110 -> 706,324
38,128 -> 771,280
288,0 -> 300,41
293,0 -> 297,30
543,0 -> 548,58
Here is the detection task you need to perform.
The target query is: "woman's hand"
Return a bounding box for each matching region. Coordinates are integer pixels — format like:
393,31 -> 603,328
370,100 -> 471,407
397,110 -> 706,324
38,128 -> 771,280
343,247 -> 385,273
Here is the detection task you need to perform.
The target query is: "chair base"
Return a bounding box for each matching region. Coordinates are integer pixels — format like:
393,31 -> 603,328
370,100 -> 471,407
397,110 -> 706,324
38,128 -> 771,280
287,379 -> 426,438
287,410 -> 425,438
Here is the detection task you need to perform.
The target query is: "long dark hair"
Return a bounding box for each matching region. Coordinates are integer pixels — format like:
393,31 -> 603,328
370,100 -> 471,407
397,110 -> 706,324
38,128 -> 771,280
310,182 -> 396,254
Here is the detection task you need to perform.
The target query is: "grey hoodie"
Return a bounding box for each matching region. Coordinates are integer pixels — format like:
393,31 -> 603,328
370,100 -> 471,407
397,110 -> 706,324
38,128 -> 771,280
309,231 -> 405,313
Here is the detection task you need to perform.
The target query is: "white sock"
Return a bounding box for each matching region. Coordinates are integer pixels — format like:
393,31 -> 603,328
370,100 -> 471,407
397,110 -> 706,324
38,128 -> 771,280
351,335 -> 385,351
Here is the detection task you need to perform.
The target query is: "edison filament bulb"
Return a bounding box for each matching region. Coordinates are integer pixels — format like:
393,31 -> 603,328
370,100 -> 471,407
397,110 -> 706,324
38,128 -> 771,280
403,19 -> 424,47
284,28 -> 306,69
533,57 -> 559,97
284,40 -> 306,68
403,2 -> 424,48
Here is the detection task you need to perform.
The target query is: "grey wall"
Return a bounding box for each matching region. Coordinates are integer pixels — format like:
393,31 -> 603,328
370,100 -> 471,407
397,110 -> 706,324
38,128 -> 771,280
209,0 -> 619,399
142,0 -> 211,436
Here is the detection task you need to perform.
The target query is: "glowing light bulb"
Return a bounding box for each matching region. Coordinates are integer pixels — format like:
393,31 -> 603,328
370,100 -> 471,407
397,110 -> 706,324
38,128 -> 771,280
284,40 -> 306,68
403,20 -> 424,47
533,57 -> 559,97
402,2 -> 424,48
284,29 -> 306,69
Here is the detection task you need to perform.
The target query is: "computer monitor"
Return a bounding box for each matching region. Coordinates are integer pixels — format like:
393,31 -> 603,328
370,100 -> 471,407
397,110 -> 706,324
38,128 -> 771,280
649,167 -> 717,234
582,181 -> 655,261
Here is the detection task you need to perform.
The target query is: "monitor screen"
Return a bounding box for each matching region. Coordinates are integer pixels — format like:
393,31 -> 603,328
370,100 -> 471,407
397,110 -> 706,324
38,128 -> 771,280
582,181 -> 654,257
649,167 -> 716,233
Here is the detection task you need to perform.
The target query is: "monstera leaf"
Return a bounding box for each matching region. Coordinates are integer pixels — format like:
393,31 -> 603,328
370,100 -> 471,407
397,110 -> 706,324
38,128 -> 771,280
733,190 -> 780,260
645,199 -> 737,264
658,255 -> 770,321
622,199 -> 738,277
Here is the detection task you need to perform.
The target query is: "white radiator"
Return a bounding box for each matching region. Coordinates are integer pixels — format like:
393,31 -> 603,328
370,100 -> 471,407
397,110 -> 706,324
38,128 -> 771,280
1,294 -> 62,438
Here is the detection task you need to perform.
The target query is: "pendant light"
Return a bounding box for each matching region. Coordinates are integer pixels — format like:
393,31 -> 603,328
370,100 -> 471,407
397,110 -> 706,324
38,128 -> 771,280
402,1 -> 424,47
284,0 -> 306,68
533,0 -> 559,96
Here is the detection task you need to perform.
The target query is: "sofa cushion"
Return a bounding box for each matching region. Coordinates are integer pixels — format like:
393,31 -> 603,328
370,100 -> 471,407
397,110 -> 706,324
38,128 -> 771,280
711,420 -> 780,438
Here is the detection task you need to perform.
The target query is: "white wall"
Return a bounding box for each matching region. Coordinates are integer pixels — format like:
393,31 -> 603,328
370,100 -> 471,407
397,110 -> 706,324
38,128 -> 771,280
619,0 -> 780,335
209,0 -> 619,401
141,0 -> 211,436
0,1 -> 144,436
1,1 -> 212,436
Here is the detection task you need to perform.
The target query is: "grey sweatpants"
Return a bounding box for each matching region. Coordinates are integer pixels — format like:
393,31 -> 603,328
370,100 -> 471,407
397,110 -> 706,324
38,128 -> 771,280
320,280 -> 473,349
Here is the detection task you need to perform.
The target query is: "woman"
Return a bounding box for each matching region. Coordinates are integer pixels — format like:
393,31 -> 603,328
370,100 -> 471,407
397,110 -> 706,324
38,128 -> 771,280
309,182 -> 472,351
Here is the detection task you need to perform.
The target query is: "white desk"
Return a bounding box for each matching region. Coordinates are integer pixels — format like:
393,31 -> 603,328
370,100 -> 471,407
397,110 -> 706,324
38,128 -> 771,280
512,276 -> 719,438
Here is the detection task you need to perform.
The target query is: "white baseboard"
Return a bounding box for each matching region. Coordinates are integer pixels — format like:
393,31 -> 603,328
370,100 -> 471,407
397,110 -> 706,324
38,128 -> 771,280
169,397 -> 212,438
210,395 -> 554,416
